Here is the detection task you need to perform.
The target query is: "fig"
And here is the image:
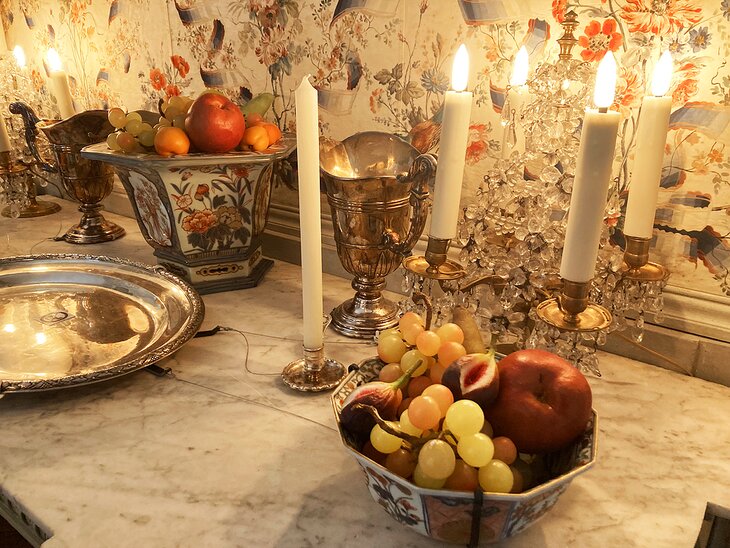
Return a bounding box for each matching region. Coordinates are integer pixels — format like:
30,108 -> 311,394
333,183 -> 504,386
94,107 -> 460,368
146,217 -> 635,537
340,361 -> 421,439
441,351 -> 499,408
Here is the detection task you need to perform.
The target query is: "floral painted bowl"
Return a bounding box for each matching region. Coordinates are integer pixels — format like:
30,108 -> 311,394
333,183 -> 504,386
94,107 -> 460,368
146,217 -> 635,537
331,358 -> 597,545
82,136 -> 295,294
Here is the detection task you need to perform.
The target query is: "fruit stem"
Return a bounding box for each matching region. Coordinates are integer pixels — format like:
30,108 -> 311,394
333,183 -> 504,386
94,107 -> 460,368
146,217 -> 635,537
390,359 -> 423,391
351,402 -> 436,449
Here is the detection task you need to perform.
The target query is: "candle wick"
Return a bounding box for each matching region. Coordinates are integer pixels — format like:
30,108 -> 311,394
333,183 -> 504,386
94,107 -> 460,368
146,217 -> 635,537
598,107 -> 608,113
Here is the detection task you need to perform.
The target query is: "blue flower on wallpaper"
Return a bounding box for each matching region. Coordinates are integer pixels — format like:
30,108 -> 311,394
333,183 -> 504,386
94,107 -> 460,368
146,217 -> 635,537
723,0 -> 730,20
667,37 -> 685,54
420,68 -> 449,94
689,26 -> 711,51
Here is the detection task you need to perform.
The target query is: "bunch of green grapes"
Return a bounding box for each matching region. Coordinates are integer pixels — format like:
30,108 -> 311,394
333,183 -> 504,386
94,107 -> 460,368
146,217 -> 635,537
106,96 -> 194,154
368,312 -> 527,494
368,393 -> 523,493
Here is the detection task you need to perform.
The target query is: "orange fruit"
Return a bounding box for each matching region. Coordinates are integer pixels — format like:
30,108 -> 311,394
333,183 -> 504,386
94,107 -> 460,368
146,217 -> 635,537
154,126 -> 190,157
241,125 -> 269,152
261,122 -> 282,145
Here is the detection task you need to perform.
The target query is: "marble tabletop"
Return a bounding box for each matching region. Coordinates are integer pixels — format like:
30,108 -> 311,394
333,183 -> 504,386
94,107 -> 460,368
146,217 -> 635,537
1,200 -> 729,548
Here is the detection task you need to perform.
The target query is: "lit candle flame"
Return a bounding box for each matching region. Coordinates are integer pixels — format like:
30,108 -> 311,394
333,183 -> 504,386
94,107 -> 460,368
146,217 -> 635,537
47,48 -> 64,72
651,50 -> 673,97
451,44 -> 469,92
593,52 -> 617,109
13,46 -> 26,69
509,46 -> 529,87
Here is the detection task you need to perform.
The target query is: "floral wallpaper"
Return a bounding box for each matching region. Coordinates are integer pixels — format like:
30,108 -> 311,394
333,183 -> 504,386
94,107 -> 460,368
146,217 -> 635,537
1,0 -> 729,301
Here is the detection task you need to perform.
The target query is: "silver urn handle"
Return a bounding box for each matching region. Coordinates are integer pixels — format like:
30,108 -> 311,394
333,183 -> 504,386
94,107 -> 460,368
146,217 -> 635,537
382,152 -> 437,256
9,102 -> 57,174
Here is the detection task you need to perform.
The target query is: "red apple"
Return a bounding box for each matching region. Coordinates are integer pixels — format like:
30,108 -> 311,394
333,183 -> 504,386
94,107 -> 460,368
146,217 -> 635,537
484,349 -> 592,454
184,94 -> 245,153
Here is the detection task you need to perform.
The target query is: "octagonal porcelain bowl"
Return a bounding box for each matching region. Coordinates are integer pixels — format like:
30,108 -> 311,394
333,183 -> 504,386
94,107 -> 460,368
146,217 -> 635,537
331,357 -> 597,545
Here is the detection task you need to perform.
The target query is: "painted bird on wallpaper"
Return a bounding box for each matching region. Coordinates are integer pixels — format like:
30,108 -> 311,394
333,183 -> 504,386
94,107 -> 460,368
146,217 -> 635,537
408,104 -> 444,153
345,50 -> 362,90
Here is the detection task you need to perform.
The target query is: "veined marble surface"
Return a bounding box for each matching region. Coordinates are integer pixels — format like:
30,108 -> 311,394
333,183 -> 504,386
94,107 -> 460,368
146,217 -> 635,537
1,200 -> 729,547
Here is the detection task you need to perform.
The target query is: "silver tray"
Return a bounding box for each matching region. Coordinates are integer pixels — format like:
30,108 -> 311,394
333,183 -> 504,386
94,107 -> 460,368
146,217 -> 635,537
0,254 -> 204,393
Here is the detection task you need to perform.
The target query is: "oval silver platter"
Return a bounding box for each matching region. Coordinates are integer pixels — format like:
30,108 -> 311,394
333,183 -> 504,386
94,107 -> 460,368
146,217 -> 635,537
0,254 -> 204,393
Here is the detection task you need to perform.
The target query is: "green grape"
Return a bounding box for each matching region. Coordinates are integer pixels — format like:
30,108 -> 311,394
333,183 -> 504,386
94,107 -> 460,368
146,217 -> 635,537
478,459 -> 514,493
398,311 -> 423,331
377,334 -> 407,363
400,349 -> 430,377
436,323 -> 464,344
107,108 -> 127,129
385,448 -> 417,479
125,111 -> 142,124
401,322 -> 424,346
157,116 -> 171,127
407,395 -> 441,431
125,119 -> 144,136
421,384 -> 454,417
457,433 -> 494,468
415,330 -> 441,357
172,114 -> 187,129
413,463 -> 446,489
137,130 -> 156,148
164,106 -> 183,121
492,436 -> 517,465
116,131 -> 137,153
444,460 -> 479,491
378,327 -> 401,339
378,363 -> 402,382
418,439 -> 456,480
444,400 -> 484,439
370,423 -> 402,454
106,132 -> 121,151
399,409 -> 423,437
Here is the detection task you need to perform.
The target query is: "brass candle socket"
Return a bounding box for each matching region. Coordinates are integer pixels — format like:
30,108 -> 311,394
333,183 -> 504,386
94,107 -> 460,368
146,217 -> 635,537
281,345 -> 346,392
0,151 -> 61,218
535,279 -> 612,332
402,236 -> 466,281
621,235 -> 669,282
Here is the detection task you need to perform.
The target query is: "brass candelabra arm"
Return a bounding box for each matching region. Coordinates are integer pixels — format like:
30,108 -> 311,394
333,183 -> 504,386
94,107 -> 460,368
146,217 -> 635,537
535,278 -> 612,333
402,236 -> 466,281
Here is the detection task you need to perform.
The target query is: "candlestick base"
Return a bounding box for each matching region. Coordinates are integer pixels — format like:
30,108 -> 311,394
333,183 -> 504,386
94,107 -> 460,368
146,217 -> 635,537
402,236 -> 465,280
282,345 -> 346,392
0,154 -> 61,218
621,235 -> 669,282
535,279 -> 612,332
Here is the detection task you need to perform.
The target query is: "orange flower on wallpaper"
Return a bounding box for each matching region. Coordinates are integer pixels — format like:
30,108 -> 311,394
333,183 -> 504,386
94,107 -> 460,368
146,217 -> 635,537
165,84 -> 181,97
613,66 -> 642,116
552,0 -> 567,22
578,19 -> 623,61
150,67 -> 166,91
708,148 -> 724,163
171,55 -> 189,78
620,0 -> 701,36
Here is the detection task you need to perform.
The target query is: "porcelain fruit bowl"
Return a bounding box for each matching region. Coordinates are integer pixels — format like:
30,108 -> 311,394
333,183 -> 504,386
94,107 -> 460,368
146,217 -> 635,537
331,357 -> 597,545
82,135 -> 295,294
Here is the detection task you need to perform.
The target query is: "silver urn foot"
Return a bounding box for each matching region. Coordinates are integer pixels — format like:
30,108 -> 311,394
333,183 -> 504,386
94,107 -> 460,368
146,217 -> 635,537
330,276 -> 399,339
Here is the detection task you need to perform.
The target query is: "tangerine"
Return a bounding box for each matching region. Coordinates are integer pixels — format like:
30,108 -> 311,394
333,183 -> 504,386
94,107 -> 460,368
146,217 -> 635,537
261,122 -> 282,145
241,125 -> 269,152
154,126 -> 190,157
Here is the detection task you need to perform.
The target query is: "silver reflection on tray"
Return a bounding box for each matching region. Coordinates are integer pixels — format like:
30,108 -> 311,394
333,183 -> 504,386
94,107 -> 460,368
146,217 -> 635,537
320,132 -> 436,339
11,102 -> 125,244
0,254 -> 204,393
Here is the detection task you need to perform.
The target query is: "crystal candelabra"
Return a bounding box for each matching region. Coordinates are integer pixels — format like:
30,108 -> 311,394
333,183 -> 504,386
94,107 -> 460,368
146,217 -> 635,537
0,48 -> 60,215
400,11 -> 670,375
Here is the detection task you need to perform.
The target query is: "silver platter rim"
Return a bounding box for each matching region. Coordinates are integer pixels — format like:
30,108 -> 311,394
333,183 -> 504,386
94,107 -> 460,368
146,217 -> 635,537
0,253 -> 205,394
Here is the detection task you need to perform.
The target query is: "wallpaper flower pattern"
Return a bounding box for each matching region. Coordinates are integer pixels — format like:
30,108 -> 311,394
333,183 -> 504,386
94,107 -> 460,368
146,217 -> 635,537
1,0 -> 729,300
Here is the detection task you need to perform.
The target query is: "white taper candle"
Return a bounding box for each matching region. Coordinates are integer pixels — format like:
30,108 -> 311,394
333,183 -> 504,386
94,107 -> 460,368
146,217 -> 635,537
295,75 -> 324,349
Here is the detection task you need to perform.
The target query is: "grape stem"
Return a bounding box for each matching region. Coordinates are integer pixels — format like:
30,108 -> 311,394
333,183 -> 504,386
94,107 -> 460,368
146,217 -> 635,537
351,403 -> 458,450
